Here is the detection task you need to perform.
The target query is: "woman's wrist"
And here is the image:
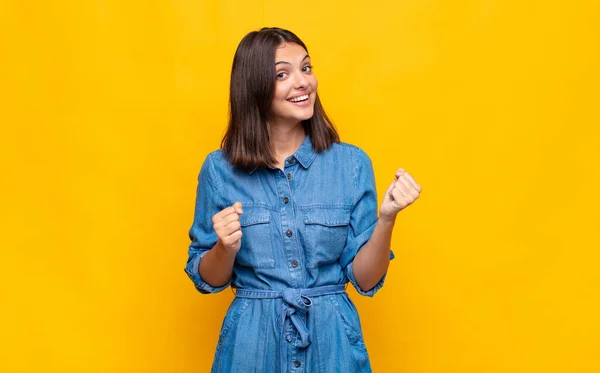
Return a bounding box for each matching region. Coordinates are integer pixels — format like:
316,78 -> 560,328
214,240 -> 238,261
377,214 -> 397,227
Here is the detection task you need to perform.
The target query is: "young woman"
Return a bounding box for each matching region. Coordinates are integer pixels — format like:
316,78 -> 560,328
185,27 -> 421,373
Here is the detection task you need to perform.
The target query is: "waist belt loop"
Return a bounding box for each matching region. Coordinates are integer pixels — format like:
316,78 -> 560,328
235,284 -> 346,373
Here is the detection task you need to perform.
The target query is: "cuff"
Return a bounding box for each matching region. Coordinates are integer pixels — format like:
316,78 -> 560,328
184,251 -> 230,294
346,250 -> 395,297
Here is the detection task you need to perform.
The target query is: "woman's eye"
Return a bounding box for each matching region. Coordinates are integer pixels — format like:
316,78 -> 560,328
276,72 -> 287,80
302,65 -> 313,73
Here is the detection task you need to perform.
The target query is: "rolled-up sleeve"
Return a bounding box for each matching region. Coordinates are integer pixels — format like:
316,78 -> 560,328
339,149 -> 395,297
184,154 -> 230,294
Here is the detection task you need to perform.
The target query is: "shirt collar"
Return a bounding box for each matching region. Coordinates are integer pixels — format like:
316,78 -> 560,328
293,135 -> 317,169
248,135 -> 317,174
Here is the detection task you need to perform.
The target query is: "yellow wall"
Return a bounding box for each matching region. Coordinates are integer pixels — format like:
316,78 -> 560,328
2,1 -> 599,372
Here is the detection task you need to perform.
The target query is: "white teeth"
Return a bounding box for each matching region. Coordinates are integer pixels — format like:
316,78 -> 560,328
288,94 -> 309,102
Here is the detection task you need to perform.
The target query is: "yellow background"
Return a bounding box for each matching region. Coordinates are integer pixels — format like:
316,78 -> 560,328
2,0 -> 599,372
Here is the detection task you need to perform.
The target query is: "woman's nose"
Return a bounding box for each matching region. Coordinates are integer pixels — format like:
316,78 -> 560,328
294,72 -> 308,89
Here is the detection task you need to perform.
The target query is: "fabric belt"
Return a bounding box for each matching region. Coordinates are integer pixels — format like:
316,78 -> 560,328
235,284 -> 346,373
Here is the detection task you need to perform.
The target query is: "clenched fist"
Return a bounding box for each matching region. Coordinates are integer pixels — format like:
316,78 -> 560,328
212,202 -> 244,253
380,168 -> 422,220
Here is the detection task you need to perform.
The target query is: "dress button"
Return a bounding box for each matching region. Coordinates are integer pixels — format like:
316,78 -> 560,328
286,173 -> 292,179
286,230 -> 293,237
294,361 -> 301,368
285,335 -> 292,342
291,260 -> 298,268
287,157 -> 294,164
283,197 -> 289,204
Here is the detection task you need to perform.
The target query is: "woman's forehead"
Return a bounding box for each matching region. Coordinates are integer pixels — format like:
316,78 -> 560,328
275,42 -> 309,62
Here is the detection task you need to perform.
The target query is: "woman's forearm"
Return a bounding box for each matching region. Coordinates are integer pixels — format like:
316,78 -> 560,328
351,217 -> 396,291
352,167 -> 421,291
199,242 -> 237,288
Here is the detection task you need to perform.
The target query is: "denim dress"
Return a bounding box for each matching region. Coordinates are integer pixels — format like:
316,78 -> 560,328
185,135 -> 394,373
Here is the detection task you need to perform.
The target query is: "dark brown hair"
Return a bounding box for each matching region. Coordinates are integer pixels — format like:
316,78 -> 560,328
221,27 -> 339,170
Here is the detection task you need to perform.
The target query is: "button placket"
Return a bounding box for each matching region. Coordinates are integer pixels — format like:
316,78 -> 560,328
275,168 -> 303,287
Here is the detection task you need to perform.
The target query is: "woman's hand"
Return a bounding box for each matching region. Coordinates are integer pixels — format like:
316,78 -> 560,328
212,202 -> 244,253
379,169 -> 421,222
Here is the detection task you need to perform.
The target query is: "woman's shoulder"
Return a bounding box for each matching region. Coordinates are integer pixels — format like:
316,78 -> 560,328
331,141 -> 367,152
202,149 -> 236,168
327,141 -> 372,162
204,148 -> 225,162
199,149 -> 236,176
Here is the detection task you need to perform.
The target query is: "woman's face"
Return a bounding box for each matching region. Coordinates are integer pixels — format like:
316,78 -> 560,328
270,42 -> 318,127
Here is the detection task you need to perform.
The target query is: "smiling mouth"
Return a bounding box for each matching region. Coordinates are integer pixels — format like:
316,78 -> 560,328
287,94 -> 310,103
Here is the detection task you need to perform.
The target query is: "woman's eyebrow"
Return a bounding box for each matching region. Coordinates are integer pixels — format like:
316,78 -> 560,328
275,54 -> 310,65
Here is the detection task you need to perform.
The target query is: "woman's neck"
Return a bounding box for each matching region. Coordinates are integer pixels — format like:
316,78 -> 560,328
270,122 -> 306,169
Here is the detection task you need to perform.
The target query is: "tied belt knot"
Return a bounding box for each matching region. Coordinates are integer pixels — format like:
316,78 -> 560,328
235,284 -> 346,373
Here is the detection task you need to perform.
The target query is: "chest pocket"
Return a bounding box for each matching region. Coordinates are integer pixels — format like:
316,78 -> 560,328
303,208 -> 351,268
236,208 -> 276,269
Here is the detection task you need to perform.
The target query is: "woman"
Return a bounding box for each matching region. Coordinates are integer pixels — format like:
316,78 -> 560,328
185,27 -> 421,373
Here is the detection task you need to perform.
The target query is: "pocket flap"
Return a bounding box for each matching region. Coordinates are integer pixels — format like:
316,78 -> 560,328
239,209 -> 271,226
303,208 -> 351,227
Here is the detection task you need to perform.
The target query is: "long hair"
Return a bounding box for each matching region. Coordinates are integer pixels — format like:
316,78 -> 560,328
221,27 -> 339,170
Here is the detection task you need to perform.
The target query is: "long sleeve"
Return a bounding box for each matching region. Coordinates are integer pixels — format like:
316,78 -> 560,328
184,153 -> 230,294
339,149 -> 395,297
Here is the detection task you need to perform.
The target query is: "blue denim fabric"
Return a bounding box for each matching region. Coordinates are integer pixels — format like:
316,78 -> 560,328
185,135 -> 395,373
